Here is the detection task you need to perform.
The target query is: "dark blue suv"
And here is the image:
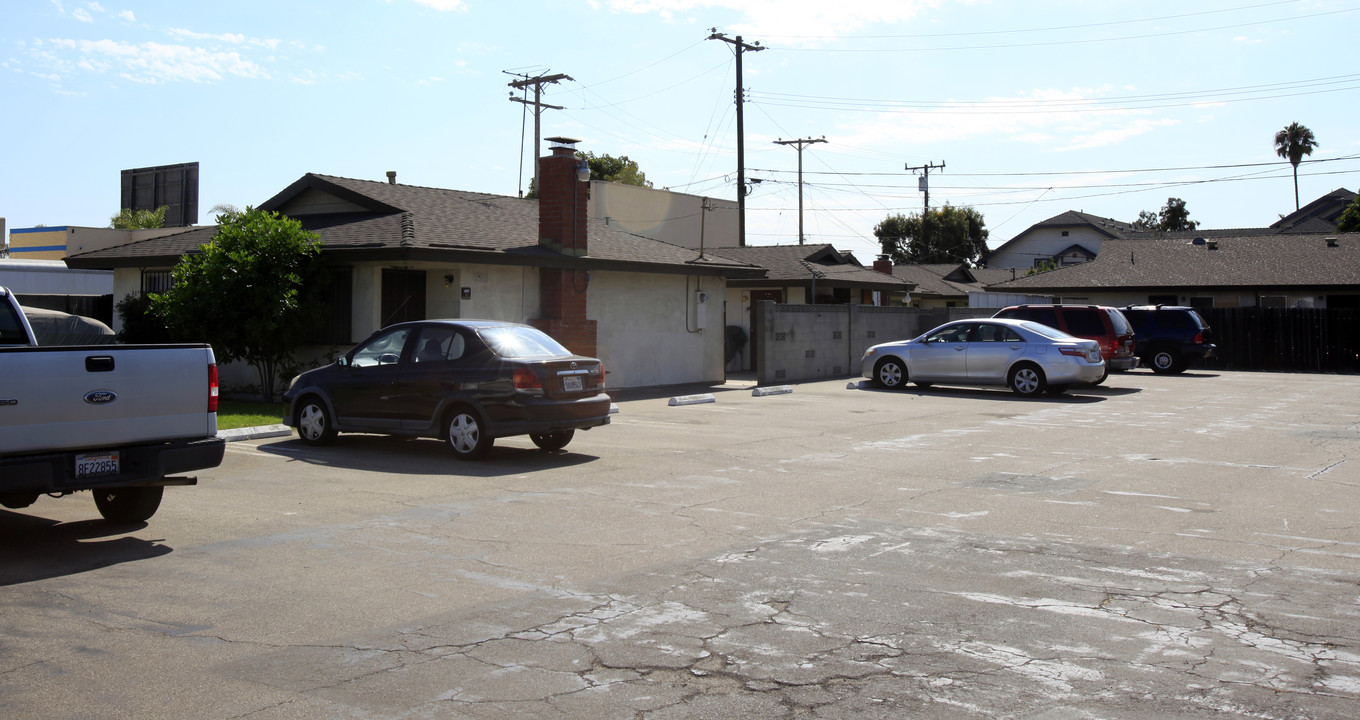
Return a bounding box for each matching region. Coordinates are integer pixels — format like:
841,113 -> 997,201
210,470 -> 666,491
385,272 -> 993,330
1120,306 -> 1216,374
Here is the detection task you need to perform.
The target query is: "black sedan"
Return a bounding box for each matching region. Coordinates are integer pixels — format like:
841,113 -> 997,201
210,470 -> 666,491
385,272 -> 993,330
283,320 -> 611,459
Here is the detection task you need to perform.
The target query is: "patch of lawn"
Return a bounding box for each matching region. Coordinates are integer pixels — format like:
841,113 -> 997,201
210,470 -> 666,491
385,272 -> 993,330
218,400 -> 288,430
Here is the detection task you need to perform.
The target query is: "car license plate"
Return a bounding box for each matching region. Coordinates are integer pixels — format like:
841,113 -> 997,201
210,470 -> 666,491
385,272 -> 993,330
563,375 -> 583,392
76,451 -> 120,478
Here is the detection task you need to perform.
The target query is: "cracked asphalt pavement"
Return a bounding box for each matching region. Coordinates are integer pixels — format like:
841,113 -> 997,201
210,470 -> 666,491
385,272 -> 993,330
2,370 -> 1358,718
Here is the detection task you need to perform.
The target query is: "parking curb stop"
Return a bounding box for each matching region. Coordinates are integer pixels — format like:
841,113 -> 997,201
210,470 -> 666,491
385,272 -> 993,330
752,385 -> 793,397
218,424 -> 293,442
847,380 -> 869,390
668,394 -> 716,407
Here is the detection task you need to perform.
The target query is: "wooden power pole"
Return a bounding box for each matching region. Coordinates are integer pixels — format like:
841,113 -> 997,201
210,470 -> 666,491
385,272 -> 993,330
508,71 -> 572,196
708,30 -> 764,247
774,136 -> 826,245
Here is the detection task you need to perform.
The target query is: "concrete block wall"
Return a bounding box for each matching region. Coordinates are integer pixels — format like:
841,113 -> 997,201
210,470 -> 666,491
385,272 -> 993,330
754,302 -> 991,384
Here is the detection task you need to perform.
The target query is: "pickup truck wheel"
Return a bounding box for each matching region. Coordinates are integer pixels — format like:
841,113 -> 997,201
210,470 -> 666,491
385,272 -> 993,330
93,486 -> 163,524
446,408 -> 493,460
296,398 -> 337,446
530,430 -> 575,451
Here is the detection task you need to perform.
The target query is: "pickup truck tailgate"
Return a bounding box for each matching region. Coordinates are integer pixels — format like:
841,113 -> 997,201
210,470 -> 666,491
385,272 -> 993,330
0,344 -> 219,456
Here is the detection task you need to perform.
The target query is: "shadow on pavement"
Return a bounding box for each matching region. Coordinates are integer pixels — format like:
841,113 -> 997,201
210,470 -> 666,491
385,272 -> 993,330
0,509 -> 171,586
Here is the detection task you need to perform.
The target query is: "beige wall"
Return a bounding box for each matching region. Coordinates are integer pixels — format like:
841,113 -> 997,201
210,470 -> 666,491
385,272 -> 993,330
589,183 -> 739,250
590,270 -> 727,388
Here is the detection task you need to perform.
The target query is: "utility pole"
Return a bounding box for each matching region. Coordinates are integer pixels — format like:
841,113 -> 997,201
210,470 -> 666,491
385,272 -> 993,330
905,161 -> 945,212
774,136 -> 826,245
708,30 -> 764,247
507,71 -> 572,196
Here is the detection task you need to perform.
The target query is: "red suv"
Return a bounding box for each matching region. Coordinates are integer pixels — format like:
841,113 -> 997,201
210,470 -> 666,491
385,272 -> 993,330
991,305 -> 1139,383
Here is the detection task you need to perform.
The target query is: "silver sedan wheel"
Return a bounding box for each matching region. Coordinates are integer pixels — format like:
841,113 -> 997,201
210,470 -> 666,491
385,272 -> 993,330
875,358 -> 906,389
1010,366 -> 1044,397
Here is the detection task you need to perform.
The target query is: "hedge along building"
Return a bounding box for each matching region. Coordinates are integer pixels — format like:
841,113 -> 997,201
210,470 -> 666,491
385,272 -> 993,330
65,141 -> 765,391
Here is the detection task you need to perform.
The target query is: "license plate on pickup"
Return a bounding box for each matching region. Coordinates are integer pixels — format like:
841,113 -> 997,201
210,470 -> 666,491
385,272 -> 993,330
562,375 -> 584,392
76,451 -> 120,479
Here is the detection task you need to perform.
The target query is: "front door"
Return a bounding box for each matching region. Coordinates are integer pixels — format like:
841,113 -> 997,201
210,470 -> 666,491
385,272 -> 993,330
911,323 -> 973,381
381,269 -> 427,327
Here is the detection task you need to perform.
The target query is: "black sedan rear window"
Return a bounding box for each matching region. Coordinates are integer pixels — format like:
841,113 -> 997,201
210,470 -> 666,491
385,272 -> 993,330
479,326 -> 573,359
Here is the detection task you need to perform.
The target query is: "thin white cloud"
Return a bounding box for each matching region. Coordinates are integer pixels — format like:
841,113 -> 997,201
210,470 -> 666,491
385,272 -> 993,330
118,10 -> 135,22
408,0 -> 468,10
605,0 -> 944,41
829,87 -> 1181,153
72,8 -> 93,22
169,28 -> 282,50
43,38 -> 268,83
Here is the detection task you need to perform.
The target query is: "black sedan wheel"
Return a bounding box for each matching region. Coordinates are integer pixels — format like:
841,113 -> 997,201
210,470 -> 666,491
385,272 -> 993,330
1009,364 -> 1047,397
296,398 -> 337,446
874,357 -> 908,389
446,408 -> 493,460
530,430 -> 575,451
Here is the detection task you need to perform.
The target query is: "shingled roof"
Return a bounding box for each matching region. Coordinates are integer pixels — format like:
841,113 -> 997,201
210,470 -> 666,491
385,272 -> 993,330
889,263 -> 1016,299
713,244 -> 911,290
66,173 -> 765,278
987,233 -> 1360,293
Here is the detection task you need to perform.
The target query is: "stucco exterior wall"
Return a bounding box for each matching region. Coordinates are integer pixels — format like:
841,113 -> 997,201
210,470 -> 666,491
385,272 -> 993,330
588,183 -> 739,250
590,271 -> 726,389
987,228 -> 1109,269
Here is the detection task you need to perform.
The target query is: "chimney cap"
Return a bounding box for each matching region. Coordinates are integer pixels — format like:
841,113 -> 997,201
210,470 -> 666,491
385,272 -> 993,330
386,171 -> 397,184
545,136 -> 581,147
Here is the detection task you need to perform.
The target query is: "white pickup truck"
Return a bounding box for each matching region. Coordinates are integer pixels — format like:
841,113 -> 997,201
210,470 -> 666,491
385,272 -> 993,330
0,287 -> 225,523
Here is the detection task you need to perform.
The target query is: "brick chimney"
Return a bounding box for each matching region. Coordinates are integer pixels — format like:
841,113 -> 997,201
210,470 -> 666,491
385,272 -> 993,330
532,138 -> 597,357
873,255 -> 894,275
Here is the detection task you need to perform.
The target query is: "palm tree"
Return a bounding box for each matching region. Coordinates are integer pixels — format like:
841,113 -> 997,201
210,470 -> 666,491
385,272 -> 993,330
1274,122 -> 1318,211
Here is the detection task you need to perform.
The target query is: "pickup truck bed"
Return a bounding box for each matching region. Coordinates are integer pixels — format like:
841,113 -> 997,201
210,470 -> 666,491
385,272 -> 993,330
1,287 -> 225,523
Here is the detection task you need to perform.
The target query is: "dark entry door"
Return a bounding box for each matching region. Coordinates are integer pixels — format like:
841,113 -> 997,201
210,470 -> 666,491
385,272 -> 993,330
382,269 -> 427,326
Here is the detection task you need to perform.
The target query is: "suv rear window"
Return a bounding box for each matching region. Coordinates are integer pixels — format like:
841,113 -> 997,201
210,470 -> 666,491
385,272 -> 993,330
1105,309 -> 1132,335
1157,310 -> 1196,331
1064,308 -> 1105,336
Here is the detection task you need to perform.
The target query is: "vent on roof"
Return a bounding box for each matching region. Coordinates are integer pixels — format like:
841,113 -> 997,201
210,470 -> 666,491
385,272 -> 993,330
386,171 -> 397,185
1207,240 -> 1218,251
1192,237 -> 1206,245
1327,237 -> 1339,248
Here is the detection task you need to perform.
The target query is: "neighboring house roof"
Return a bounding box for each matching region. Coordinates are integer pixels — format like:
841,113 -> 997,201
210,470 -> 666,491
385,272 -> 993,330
1269,188 -> 1356,231
986,234 -> 1360,293
713,244 -> 912,290
66,173 -> 766,278
890,263 -> 1014,298
982,210 -> 1131,266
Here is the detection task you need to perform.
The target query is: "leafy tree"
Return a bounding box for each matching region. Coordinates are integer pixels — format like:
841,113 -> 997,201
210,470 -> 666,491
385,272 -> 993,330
115,293 -> 174,343
1131,209 -> 1160,231
1156,197 -> 1199,232
874,205 -> 989,266
1132,198 -> 1199,233
1274,122 -> 1318,211
578,151 -> 653,188
110,206 -> 168,229
1337,192 -> 1360,233
152,207 -> 327,402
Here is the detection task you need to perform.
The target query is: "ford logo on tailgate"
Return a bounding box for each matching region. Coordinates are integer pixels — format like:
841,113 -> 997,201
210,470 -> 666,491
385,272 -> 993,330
84,390 -> 118,405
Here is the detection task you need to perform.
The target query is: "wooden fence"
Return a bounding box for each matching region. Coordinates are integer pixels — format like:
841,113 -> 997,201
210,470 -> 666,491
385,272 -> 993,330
1201,308 -> 1360,374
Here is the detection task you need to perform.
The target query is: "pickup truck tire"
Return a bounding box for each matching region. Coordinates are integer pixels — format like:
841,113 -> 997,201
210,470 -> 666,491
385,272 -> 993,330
93,486 -> 163,524
296,397 -> 337,446
530,430 -> 574,451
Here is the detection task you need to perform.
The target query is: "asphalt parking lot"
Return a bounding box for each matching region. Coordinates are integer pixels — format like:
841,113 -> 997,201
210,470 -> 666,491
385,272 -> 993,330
3,368 -> 1359,719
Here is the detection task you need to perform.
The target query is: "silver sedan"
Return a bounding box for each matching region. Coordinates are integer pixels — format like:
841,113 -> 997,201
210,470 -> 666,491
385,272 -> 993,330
861,318 -> 1105,397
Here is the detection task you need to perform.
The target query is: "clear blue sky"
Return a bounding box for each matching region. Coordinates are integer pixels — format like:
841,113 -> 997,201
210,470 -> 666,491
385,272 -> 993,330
4,0 -> 1358,261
